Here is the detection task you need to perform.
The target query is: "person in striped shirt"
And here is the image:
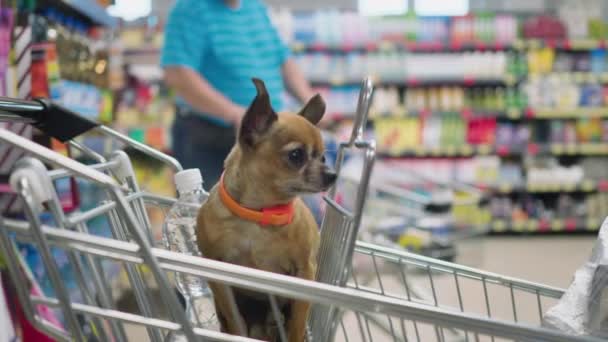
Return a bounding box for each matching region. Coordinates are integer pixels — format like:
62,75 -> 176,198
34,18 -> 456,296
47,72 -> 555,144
161,0 -> 323,220
161,0 -> 322,224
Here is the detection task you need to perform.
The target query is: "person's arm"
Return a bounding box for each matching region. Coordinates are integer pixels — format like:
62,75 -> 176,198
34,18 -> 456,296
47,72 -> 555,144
281,58 -> 316,104
164,67 -> 245,124
161,1 -> 244,125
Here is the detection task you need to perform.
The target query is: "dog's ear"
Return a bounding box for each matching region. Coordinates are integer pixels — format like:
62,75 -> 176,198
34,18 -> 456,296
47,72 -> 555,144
298,94 -> 326,125
239,78 -> 278,147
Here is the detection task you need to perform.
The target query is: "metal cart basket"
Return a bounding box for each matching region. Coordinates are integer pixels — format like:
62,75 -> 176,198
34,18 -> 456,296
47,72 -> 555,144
0,80 -> 602,342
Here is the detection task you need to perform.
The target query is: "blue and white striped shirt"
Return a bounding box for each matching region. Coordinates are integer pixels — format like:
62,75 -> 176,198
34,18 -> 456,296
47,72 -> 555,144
161,0 -> 290,126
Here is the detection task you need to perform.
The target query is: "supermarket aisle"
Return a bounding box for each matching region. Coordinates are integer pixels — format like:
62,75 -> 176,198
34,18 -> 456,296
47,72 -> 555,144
124,235 -> 595,341
470,235 -> 593,288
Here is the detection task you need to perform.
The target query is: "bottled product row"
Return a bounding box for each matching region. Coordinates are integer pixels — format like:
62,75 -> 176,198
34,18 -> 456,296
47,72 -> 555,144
288,85 -> 608,120
373,116 -> 608,156
381,156 -> 608,191
453,193 -> 607,233
294,48 -> 608,86
271,3 -> 606,48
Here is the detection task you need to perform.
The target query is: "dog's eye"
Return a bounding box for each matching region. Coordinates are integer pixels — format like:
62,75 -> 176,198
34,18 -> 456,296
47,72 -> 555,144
288,148 -> 306,166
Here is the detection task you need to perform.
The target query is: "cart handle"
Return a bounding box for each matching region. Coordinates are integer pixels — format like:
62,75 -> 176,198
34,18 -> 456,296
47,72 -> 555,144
0,97 -> 99,142
0,97 -> 183,172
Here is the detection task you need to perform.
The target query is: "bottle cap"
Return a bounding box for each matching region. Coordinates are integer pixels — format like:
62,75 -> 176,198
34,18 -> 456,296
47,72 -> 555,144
174,169 -> 203,193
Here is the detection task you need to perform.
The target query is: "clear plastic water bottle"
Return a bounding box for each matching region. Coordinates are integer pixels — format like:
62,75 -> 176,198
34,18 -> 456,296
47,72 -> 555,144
163,169 -> 218,330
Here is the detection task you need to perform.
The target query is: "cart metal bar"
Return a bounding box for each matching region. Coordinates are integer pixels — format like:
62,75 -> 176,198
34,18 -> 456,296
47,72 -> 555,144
0,97 -> 44,116
0,125 -> 196,340
0,96 -> 183,173
48,160 -> 120,180
64,191 -> 142,227
1,220 -> 600,342
68,139 -> 107,163
96,125 -> 182,172
110,187 -> 198,341
0,128 -> 118,187
313,77 -> 376,341
29,296 -> 262,342
354,241 -> 565,298
13,177 -> 87,340
0,224 -> 71,341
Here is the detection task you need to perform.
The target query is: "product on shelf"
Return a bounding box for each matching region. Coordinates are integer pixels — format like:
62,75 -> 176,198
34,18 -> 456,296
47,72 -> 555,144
295,51 -> 512,84
277,11 -> 520,48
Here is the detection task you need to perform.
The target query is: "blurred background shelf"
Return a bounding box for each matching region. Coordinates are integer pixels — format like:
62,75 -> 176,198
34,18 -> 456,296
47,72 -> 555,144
40,0 -> 117,27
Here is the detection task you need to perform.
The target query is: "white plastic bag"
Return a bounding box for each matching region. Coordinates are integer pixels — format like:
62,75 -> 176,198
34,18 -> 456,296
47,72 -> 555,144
543,217 -> 608,338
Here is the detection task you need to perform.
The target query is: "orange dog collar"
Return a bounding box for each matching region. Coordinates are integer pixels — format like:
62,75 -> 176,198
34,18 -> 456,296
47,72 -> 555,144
219,172 -> 294,226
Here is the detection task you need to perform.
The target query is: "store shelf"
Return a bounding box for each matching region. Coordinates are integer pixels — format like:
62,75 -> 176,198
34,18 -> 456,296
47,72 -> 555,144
311,75 -> 519,88
531,72 -> 608,84
40,0 -> 117,27
527,107 -> 608,119
520,38 -> 608,51
378,143 -> 608,158
294,38 -> 608,54
489,217 -> 603,233
329,107 -> 608,122
485,179 -> 608,194
292,40 -> 515,53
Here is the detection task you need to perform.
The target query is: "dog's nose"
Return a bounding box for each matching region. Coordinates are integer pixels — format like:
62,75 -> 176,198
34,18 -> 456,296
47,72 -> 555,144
322,170 -> 337,187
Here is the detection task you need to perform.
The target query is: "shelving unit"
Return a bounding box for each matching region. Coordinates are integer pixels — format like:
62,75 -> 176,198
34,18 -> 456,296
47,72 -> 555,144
286,11 -> 608,235
39,0 -> 117,27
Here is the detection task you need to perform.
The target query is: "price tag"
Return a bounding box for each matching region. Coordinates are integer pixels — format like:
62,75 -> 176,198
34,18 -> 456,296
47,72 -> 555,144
463,76 -> 475,86
582,180 -> 594,191
527,143 -> 539,155
292,41 -> 305,52
492,220 -> 507,232
499,183 -> 511,193
563,183 -> 576,192
552,220 -> 564,231
406,78 -> 420,86
525,108 -> 535,118
538,220 -> 550,232
598,180 -> 608,192
566,144 -> 577,155
330,77 -> 345,86
497,145 -> 509,156
587,218 -> 599,231
513,221 -> 525,232
565,219 -> 577,231
461,144 -> 473,155
507,108 -> 521,119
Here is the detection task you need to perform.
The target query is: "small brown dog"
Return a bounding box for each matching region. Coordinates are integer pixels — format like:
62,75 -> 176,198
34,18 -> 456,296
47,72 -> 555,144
196,78 -> 336,341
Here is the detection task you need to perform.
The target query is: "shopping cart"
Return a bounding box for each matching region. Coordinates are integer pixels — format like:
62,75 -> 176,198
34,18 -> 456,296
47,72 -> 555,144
0,80 -> 602,342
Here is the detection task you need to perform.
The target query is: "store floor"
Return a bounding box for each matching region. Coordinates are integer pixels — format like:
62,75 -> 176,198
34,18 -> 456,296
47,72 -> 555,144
124,235 -> 595,341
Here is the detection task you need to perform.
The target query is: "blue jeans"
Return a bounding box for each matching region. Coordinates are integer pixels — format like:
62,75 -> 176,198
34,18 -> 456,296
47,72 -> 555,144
171,113 -> 324,225
172,114 -> 235,188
